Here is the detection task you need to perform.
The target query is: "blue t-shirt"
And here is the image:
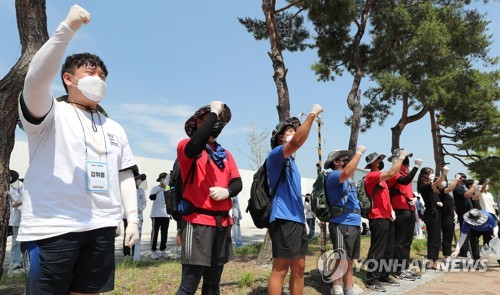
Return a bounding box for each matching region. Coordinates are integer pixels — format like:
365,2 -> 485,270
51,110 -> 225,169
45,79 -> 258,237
326,170 -> 361,227
267,145 -> 305,224
461,210 -> 497,234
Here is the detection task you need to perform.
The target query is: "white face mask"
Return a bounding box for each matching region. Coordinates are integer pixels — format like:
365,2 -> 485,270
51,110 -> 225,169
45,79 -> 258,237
285,134 -> 293,142
72,75 -> 107,102
135,179 -> 142,186
440,181 -> 447,188
429,173 -> 435,181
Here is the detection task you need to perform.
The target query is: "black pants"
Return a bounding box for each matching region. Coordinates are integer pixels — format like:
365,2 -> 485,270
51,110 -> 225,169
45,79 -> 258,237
393,209 -> 415,272
425,212 -> 441,261
366,219 -> 394,284
151,217 -> 170,251
469,229 -> 482,260
176,264 -> 224,295
123,219 -> 135,256
457,214 -> 470,257
441,216 -> 454,257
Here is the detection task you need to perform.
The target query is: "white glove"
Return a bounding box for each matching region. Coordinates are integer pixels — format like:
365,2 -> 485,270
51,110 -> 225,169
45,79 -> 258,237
408,198 -> 417,206
356,146 -> 367,155
124,222 -> 139,247
455,173 -> 462,181
210,101 -> 224,116
485,178 -> 491,184
473,180 -> 479,186
209,187 -> 230,201
398,149 -> 411,160
437,202 -> 443,207
391,210 -> 396,221
442,165 -> 450,175
451,250 -> 459,258
414,159 -> 423,168
309,104 -> 324,117
64,5 -> 91,31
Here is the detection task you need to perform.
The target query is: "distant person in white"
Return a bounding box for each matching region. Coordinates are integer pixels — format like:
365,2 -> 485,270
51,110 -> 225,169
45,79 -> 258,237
8,170 -> 23,273
149,172 -> 172,259
17,5 -> 139,295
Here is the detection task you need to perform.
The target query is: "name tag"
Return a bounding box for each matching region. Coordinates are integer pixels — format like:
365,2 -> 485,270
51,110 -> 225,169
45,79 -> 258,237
86,161 -> 109,193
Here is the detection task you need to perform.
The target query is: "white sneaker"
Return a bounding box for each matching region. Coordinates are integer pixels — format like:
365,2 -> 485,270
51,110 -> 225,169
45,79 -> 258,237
150,251 -> 159,260
161,250 -> 170,259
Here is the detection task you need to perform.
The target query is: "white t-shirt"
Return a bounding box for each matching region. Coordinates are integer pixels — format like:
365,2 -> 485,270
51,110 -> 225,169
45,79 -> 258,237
149,185 -> 170,218
479,192 -> 496,215
9,184 -> 23,227
137,187 -> 147,220
17,100 -> 136,241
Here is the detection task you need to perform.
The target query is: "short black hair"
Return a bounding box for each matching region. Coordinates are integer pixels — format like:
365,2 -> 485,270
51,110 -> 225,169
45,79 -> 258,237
60,53 -> 108,93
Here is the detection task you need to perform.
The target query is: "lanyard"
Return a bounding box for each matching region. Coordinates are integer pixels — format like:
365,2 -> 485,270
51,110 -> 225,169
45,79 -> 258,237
72,104 -> 108,161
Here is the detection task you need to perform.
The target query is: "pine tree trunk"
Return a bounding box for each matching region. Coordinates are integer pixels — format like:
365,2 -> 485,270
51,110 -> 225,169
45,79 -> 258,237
0,0 -> 48,278
262,0 -> 290,122
429,109 -> 445,174
256,230 -> 273,265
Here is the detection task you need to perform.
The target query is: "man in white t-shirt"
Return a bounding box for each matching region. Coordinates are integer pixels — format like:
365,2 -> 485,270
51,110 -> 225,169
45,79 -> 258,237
149,172 -> 171,259
17,5 -> 139,295
478,178 -> 496,246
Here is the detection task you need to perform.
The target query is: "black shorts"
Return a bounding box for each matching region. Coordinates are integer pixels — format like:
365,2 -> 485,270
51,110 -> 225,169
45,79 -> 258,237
22,227 -> 116,295
329,223 -> 361,259
270,219 -> 308,259
181,222 -> 233,267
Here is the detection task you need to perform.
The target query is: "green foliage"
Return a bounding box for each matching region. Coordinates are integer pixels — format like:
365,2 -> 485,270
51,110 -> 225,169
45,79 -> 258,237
237,272 -> 255,287
411,238 -> 427,253
234,243 -> 262,255
238,10 -> 313,52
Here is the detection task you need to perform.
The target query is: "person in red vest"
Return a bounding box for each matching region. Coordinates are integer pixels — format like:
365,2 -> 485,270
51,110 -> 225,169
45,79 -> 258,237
386,148 -> 422,281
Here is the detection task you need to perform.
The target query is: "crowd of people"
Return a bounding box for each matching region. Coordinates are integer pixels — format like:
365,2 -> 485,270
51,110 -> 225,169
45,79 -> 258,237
5,4 -> 499,295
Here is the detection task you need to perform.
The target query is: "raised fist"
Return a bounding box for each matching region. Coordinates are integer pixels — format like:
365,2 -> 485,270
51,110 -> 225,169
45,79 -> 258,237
356,146 -> 367,155
398,149 -> 411,160
210,101 -> 224,116
414,159 -> 423,168
442,165 -> 450,175
64,5 -> 91,31
310,104 -> 324,117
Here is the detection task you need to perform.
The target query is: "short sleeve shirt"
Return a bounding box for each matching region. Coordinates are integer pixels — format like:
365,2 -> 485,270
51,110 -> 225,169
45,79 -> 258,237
364,171 -> 392,219
326,170 -> 361,226
267,145 -> 305,224
453,185 -> 473,215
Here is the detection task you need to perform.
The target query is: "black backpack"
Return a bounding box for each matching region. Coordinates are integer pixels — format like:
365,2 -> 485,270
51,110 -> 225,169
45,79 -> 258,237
164,158 -> 196,222
246,159 -> 287,229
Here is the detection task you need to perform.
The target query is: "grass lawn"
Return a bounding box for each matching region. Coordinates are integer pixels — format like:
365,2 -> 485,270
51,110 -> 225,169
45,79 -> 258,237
0,232 -> 435,295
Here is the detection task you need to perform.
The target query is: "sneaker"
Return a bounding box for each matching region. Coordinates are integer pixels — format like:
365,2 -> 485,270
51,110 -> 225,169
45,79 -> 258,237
161,250 -> 170,259
343,287 -> 357,295
379,277 -> 400,286
407,270 -> 422,279
150,251 -> 159,260
365,281 -> 386,292
330,286 -> 343,295
395,270 -> 415,281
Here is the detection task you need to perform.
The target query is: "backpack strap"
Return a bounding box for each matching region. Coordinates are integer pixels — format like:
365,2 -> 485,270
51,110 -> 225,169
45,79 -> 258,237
331,182 -> 361,216
270,158 -> 288,199
182,156 -> 198,192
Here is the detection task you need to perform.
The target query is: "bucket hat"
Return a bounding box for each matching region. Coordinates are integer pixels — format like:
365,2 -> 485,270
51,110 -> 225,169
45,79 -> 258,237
364,153 -> 386,169
9,170 -> 19,184
156,172 -> 168,182
463,209 -> 488,227
270,117 -> 301,149
324,150 -> 354,169
387,148 -> 413,162
184,104 -> 231,137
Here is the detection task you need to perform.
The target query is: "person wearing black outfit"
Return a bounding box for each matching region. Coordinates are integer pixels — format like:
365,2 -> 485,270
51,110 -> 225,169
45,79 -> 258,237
437,178 -> 459,259
417,166 -> 449,270
452,173 -> 479,257
386,149 -> 422,281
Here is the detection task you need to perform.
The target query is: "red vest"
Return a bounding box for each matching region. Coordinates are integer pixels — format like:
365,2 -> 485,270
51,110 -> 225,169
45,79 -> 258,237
387,169 -> 415,211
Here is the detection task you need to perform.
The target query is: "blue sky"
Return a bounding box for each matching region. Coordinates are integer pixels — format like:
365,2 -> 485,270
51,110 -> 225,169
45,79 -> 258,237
1,1 -> 498,179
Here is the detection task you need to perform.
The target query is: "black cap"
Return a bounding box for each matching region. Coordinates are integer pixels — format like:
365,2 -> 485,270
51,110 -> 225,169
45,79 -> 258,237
156,172 -> 168,182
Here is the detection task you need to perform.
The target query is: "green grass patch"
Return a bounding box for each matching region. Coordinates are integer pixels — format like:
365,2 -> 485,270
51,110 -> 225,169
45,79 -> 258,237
237,272 -> 255,287
233,243 -> 261,255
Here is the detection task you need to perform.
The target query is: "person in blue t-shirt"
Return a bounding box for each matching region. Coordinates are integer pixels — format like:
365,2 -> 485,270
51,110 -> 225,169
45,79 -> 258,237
324,146 -> 366,295
267,104 -> 323,295
452,209 -> 499,261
